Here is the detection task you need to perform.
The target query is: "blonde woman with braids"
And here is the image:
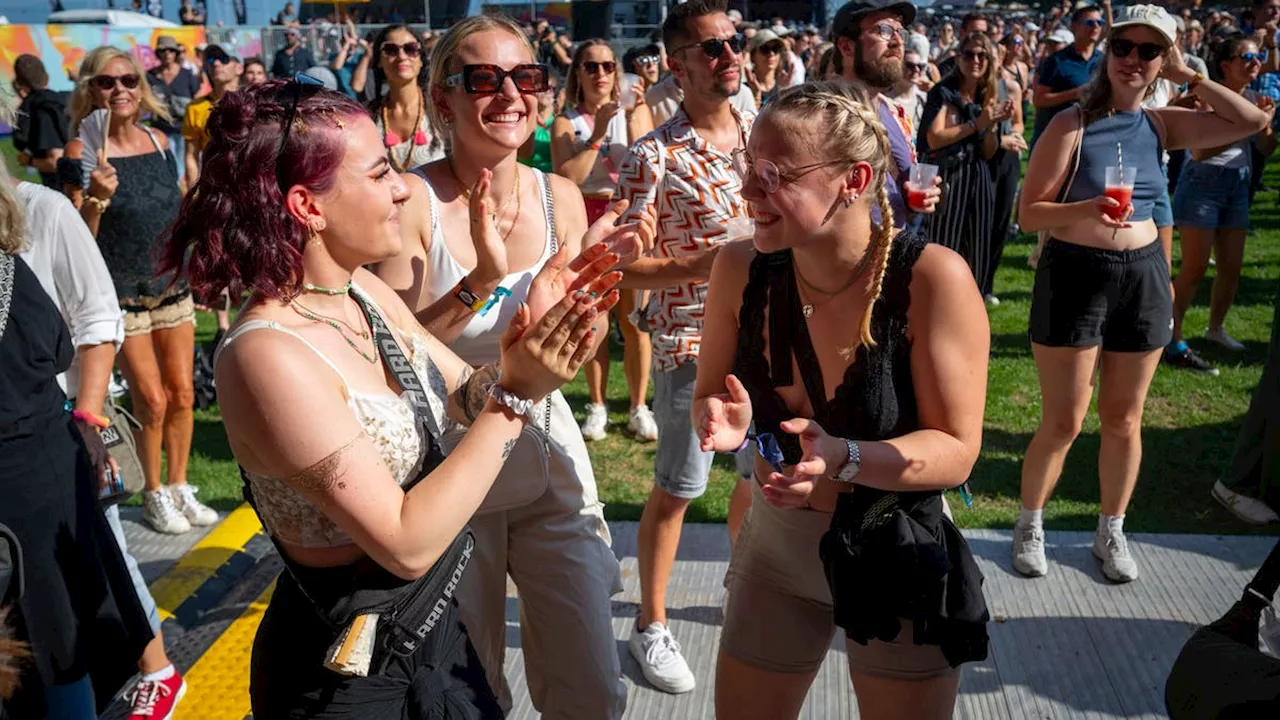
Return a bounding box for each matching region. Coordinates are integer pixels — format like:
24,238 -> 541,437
375,14 -> 644,718
66,47 -> 217,537
694,81 -> 991,720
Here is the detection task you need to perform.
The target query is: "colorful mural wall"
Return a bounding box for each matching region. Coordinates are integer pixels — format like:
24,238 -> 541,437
0,25 -> 209,95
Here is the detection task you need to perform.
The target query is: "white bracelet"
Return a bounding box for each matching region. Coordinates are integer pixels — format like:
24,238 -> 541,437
482,381 -> 537,417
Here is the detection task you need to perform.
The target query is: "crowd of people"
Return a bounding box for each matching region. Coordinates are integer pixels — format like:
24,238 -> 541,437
3,0 -> 1280,719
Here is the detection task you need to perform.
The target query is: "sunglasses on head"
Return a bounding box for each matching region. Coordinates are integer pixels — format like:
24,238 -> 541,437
91,73 -> 140,91
276,73 -> 329,189
444,63 -> 550,94
380,41 -> 422,58
1108,38 -> 1164,62
582,60 -> 616,74
673,34 -> 745,60
961,50 -> 989,62
1239,51 -> 1269,64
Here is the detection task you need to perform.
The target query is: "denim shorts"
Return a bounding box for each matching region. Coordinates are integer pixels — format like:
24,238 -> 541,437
1173,162 -> 1251,230
652,362 -> 714,499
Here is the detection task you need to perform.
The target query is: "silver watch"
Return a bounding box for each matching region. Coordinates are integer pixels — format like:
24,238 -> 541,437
832,439 -> 861,484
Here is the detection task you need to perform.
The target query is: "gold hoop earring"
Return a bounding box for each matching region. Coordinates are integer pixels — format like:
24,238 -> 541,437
308,226 -> 324,246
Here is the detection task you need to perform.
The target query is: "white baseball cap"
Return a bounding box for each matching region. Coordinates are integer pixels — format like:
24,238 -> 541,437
1110,4 -> 1177,47
1048,28 -> 1074,45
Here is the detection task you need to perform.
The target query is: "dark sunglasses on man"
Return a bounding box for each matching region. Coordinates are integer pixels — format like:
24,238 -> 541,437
444,63 -> 551,94
204,47 -> 232,67
672,34 -> 745,60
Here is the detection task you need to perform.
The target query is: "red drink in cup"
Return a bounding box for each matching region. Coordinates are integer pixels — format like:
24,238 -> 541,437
1103,166 -> 1137,221
908,163 -> 939,211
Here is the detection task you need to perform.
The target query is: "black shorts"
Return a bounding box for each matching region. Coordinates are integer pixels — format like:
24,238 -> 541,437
1029,239 -> 1173,352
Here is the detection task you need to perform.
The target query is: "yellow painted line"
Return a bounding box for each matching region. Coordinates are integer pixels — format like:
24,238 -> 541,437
149,504 -> 262,622
178,580 -> 275,720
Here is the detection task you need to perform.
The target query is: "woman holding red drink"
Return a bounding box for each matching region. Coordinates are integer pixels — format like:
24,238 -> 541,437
1013,5 -> 1268,584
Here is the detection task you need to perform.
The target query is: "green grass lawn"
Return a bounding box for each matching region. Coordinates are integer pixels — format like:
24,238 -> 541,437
6,136 -> 1278,535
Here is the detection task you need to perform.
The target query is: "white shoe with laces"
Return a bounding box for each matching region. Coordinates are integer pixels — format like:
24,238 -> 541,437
1011,520 -> 1048,577
1213,480 -> 1279,524
141,489 -> 191,535
1205,327 -> 1246,352
629,621 -> 696,694
1093,527 -> 1139,583
580,403 -> 608,441
169,484 -> 219,526
628,405 -> 659,441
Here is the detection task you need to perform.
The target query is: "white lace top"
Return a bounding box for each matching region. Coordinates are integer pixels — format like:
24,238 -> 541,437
215,287 -> 454,547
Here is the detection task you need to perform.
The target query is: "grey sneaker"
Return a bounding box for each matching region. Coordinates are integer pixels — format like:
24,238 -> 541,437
1011,520 -> 1048,577
628,621 -> 695,694
142,489 -> 192,535
1093,528 -> 1139,583
1212,480 -> 1279,524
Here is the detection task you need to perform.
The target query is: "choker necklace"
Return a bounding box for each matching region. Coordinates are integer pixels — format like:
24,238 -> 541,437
302,281 -> 352,296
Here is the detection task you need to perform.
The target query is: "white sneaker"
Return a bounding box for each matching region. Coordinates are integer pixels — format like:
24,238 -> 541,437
1213,480 -> 1279,524
169,484 -> 219,526
1011,520 -> 1048,577
580,404 -> 608,441
984,294 -> 1001,307
108,372 -> 129,399
142,489 -> 192,535
1093,527 -> 1139,583
628,405 -> 659,441
1205,328 -> 1246,352
629,621 -> 696,694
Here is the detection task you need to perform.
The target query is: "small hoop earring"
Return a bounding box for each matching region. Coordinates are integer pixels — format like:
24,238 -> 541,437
843,193 -> 857,208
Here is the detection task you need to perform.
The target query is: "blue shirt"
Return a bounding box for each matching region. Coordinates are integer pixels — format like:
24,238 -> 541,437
1032,45 -> 1103,144
1063,110 -> 1164,222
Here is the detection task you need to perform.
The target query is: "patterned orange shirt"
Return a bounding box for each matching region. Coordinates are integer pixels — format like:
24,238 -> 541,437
614,106 -> 755,372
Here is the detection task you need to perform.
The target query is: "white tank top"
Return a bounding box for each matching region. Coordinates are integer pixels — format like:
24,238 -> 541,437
563,106 -> 629,196
417,167 -> 557,366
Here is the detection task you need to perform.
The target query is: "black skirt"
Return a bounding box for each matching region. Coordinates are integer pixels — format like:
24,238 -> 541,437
250,566 -> 502,719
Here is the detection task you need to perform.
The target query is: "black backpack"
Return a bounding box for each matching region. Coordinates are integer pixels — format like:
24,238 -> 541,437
1166,539 -> 1280,718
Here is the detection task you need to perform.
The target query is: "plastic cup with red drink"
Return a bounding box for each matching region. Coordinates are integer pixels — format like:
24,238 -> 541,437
1103,166 -> 1137,221
907,163 -> 938,211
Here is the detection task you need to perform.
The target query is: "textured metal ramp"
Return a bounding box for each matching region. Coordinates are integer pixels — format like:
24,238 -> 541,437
492,524 -> 1276,720
138,521 -> 1275,720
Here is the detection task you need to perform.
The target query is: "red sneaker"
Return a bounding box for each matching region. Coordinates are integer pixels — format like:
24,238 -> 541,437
126,671 -> 187,719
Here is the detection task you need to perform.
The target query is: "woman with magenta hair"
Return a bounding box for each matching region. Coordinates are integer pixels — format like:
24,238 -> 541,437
159,80 -> 630,717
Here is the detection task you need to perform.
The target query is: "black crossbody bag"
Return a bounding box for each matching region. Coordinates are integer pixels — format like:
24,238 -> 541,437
241,290 -> 473,674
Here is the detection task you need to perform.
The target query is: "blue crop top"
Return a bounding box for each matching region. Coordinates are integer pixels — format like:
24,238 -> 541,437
1063,109 -> 1165,222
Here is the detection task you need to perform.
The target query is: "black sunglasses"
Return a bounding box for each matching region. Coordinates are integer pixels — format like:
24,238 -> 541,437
673,34 -> 745,60
961,50 -> 989,62
905,61 -> 927,72
582,60 -> 616,74
1109,38 -> 1164,62
444,63 -> 550,94
380,41 -> 421,58
91,73 -> 140,91
755,43 -> 784,57
276,73 -> 328,189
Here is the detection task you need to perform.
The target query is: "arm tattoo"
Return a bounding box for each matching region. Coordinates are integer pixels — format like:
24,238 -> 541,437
450,363 -> 502,425
286,432 -> 362,495
502,438 -> 518,460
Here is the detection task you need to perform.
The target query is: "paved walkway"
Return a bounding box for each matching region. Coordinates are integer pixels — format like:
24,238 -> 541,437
114,512 -> 1277,720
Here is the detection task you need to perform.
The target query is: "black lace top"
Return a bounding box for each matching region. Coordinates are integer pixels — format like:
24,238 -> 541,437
732,231 -> 989,667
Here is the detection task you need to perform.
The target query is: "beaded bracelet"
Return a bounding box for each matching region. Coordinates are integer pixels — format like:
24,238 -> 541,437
72,409 -> 111,430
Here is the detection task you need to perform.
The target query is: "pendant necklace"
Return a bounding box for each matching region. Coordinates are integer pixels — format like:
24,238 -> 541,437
793,249 -> 877,318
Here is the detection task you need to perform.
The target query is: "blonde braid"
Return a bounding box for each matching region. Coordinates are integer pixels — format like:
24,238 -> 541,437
767,81 -> 899,348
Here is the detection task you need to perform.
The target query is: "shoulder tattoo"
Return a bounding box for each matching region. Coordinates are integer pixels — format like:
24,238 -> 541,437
286,432 -> 362,495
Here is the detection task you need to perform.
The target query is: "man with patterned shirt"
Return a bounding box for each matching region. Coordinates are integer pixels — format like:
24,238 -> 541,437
611,0 -> 751,695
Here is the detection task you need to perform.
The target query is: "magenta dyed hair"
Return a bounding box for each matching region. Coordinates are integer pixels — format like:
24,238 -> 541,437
159,82 -> 369,302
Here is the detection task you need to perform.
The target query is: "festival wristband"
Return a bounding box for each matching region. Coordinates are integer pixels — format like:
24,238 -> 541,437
479,287 -> 512,317
453,280 -> 488,313
72,409 -> 111,430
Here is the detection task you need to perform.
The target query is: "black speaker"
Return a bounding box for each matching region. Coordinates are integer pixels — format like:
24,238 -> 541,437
572,0 -> 614,41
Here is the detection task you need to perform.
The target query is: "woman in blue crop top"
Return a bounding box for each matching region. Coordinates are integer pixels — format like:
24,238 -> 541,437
694,82 -> 991,720
1015,5 -> 1269,585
